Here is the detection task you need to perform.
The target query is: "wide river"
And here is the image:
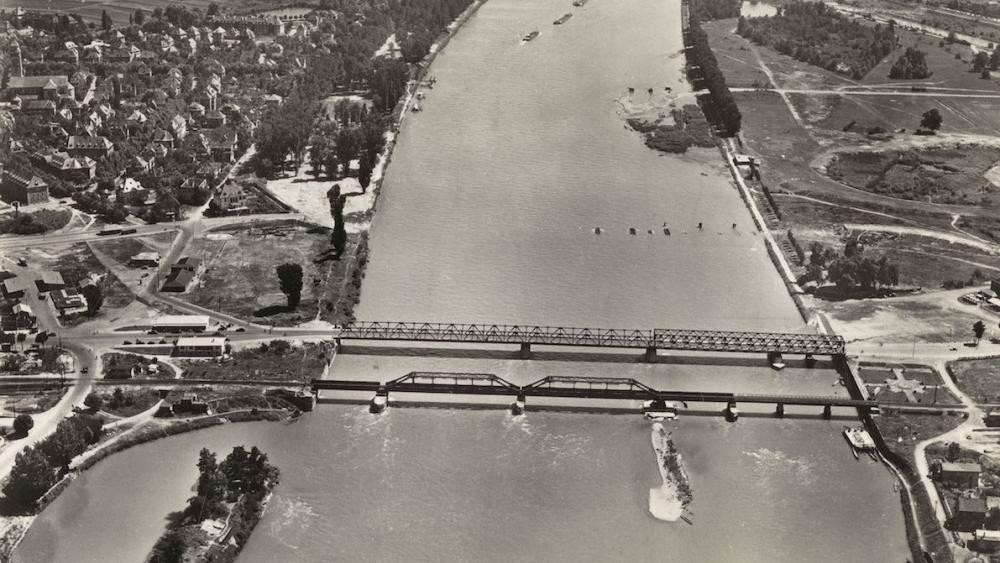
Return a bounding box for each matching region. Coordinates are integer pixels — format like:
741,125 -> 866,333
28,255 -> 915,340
16,0 -> 910,560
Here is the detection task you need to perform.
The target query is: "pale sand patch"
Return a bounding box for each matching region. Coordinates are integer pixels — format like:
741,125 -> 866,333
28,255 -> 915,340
649,422 -> 684,522
985,163 -> 1000,189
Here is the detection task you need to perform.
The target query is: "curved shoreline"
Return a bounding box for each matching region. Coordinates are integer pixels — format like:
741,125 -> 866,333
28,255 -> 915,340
2,409 -> 290,561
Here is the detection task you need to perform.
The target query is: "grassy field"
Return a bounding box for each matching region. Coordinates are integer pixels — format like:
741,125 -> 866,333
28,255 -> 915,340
182,222 -> 363,326
176,340 -> 332,381
101,352 -> 176,379
876,410 -> 967,468
89,232 -> 176,269
858,363 -> 962,404
948,359 -> 1000,404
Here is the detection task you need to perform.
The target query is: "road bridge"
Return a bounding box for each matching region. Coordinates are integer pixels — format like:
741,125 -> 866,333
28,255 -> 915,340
311,371 -> 896,418
334,322 -> 845,359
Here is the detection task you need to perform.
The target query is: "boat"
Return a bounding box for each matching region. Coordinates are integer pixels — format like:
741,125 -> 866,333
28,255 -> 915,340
844,427 -> 877,456
573,0 -> 588,6
629,227 -> 637,235
411,103 -> 422,112
416,92 -> 426,100
554,13 -> 572,24
643,400 -> 678,421
523,31 -> 540,42
594,227 -> 602,234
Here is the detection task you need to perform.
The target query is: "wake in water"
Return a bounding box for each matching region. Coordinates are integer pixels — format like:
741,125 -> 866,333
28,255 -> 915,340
649,423 -> 693,522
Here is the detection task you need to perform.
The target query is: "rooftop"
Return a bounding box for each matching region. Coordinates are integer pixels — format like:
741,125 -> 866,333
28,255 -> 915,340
942,462 -> 983,473
153,314 -> 209,327
176,336 -> 227,347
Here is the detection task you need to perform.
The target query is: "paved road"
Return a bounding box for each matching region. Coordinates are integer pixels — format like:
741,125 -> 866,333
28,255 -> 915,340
731,87 -> 1000,98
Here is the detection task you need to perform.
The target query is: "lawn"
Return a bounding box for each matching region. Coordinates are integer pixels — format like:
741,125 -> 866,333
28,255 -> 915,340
182,221 -> 365,326
89,232 -> 177,269
175,340 -> 333,381
101,352 -> 177,380
948,359 -> 1000,404
91,386 -> 163,418
875,411 -> 967,470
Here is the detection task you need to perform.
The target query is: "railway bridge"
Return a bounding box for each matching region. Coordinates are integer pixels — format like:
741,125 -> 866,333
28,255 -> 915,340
334,322 -> 844,361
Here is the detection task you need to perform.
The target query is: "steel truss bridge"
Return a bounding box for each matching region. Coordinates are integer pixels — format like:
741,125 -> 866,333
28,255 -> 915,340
336,322 -> 845,356
312,372 -> 878,411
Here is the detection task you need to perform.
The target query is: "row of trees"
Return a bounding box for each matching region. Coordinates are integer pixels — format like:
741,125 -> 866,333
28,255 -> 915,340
737,2 -> 897,79
693,0 -> 742,21
805,240 -> 900,294
2,415 -> 104,512
688,0 -> 742,136
889,47 -> 931,79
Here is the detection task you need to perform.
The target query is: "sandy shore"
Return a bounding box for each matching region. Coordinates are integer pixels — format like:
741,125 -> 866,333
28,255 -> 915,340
648,422 -> 688,522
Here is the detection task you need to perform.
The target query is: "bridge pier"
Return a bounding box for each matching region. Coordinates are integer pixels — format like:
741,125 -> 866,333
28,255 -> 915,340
519,343 -> 532,359
369,391 -> 388,414
511,393 -> 526,415
775,403 -> 784,418
644,346 -> 657,363
804,354 -> 816,368
822,405 -> 832,419
725,401 -> 739,422
333,337 -> 342,353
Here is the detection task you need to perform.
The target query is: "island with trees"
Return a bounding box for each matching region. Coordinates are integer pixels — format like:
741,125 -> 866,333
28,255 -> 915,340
146,446 -> 279,563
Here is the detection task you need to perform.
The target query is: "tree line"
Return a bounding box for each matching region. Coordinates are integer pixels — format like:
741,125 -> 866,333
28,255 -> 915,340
889,47 -> 931,79
804,240 -> 900,295
686,0 -> 742,136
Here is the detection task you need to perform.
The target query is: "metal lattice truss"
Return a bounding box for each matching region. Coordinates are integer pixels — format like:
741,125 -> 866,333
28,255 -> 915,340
522,376 -> 657,395
387,372 -> 519,391
338,322 -> 844,355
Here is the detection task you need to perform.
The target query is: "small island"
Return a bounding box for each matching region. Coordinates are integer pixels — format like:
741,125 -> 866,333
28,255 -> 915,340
146,446 -> 279,563
649,423 -> 693,522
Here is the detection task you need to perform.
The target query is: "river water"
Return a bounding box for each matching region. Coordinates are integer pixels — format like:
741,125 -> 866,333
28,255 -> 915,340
15,0 -> 911,560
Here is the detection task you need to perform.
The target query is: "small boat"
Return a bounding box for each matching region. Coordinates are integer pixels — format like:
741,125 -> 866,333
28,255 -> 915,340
573,0 -> 588,6
594,227 -> 602,234
411,103 -> 422,112
663,228 -> 671,235
680,514 -> 694,525
629,227 -> 637,235
523,30 -> 540,42
416,92 -> 426,100
554,13 -> 572,24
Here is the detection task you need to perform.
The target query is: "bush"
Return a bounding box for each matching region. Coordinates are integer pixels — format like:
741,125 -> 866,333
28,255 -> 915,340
13,414 -> 34,435
84,392 -> 104,411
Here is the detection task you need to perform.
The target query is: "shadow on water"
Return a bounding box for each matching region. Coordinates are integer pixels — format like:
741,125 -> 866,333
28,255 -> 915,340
338,344 -> 834,369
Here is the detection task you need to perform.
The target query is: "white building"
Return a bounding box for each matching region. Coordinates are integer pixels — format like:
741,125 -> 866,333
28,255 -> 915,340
152,315 -> 210,333
174,336 -> 227,357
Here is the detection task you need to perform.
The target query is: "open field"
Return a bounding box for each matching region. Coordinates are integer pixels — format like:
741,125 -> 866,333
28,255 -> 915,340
175,340 -> 332,381
89,232 -> 176,269
13,0 -> 283,26
876,410 -> 967,467
180,221 -> 365,326
948,358 -> 1000,404
857,363 -> 962,404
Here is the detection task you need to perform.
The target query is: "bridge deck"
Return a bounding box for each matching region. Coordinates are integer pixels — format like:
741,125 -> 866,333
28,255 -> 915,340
336,322 -> 844,355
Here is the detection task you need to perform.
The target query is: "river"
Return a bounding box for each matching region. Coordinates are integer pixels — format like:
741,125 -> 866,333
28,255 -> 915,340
14,0 -> 911,560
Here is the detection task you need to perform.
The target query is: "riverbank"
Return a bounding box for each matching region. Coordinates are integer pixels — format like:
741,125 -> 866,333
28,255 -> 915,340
1,408 -> 292,561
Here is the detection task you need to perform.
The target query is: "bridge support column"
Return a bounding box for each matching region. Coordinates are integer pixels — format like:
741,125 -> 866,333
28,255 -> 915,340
519,343 -> 532,359
804,354 -> 816,368
775,403 -> 784,418
644,346 -> 657,363
369,391 -> 388,414
822,405 -> 832,419
511,393 -> 526,415
334,337 -> 342,353
725,401 -> 739,422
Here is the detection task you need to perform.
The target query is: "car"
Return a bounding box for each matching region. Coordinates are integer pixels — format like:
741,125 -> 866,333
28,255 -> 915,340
80,367 -> 88,373
17,258 -> 27,267
235,327 -> 246,333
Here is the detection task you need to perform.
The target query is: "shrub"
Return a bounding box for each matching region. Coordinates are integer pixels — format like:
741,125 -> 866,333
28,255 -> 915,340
13,414 -> 34,435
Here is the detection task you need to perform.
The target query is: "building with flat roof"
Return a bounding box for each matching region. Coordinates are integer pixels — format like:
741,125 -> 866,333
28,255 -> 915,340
152,315 -> 209,333
35,270 -> 65,293
174,336 -> 227,357
67,135 -> 113,159
954,497 -> 989,532
942,462 -> 982,488
49,288 -> 88,317
5,75 -> 74,101
129,252 -> 161,268
1,277 -> 29,299
161,268 -> 195,292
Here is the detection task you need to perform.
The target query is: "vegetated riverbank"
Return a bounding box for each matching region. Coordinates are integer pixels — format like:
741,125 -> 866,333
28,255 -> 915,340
648,423 -> 693,522
325,0 -> 488,324
0,409 -> 292,561
145,445 -> 279,563
627,104 -> 716,154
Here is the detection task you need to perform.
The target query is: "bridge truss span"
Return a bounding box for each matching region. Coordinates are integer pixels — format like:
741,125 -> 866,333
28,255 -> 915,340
337,321 -> 845,355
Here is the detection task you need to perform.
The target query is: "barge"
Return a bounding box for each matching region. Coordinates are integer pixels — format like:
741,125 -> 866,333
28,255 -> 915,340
554,13 -> 572,24
523,30 -> 540,41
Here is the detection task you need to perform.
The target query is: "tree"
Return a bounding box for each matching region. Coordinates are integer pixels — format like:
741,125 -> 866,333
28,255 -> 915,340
920,108 -> 943,132
2,447 -> 55,509
134,9 -> 146,27
974,320 -> 986,344
973,51 -> 990,72
946,441 -> 961,462
149,530 -> 186,563
101,10 -> 112,30
84,392 -> 104,411
207,2 -> 220,17
81,283 -> 103,316
276,263 -> 303,308
991,49 -> 1000,70
13,413 -> 34,435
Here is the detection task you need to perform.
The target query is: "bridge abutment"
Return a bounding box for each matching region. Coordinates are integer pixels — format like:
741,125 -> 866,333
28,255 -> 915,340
370,390 -> 388,414
822,405 -> 832,419
775,403 -> 784,418
511,393 -> 526,415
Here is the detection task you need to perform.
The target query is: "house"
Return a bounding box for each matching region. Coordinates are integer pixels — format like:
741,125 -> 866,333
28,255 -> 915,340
21,99 -> 56,116
954,497 -> 989,532
204,109 -> 226,128
49,287 -> 88,317
209,15 -> 285,36
1,277 -> 29,299
188,101 -> 206,118
105,362 -> 141,379
180,177 -> 208,192
161,268 -> 194,292
5,75 -> 74,101
125,109 -> 148,129
972,529 -> 1000,551
172,393 -> 210,414
262,93 -> 283,106
129,252 -> 161,268
214,180 -> 250,212
116,177 -> 148,205
0,301 -> 36,331
196,162 -> 224,182
209,132 -> 238,163
35,270 -> 66,292
152,129 -> 175,150
42,151 -> 96,181
145,143 -> 169,160
170,114 -> 188,140
172,257 -> 203,273
67,136 -> 113,159
131,155 -> 155,175
0,171 -> 49,205
152,315 -> 209,333
173,336 -> 227,358
942,462 -> 982,488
